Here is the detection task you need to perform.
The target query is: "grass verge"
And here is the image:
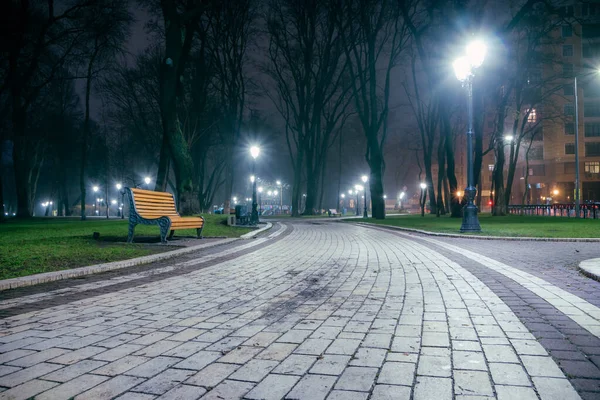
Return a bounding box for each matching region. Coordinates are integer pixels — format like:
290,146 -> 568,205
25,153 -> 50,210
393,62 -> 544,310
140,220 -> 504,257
353,213 -> 600,238
0,215 -> 254,280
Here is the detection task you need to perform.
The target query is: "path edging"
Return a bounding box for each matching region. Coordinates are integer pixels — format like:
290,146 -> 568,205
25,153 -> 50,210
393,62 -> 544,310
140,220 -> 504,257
352,221 -> 600,242
0,238 -> 239,292
578,258 -> 600,282
240,222 -> 272,239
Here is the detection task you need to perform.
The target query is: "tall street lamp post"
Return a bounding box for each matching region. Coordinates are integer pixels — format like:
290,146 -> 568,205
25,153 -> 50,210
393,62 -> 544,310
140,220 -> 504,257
574,76 -> 581,218
361,175 -> 368,218
453,39 -> 486,232
277,180 -> 283,214
354,185 -> 363,216
250,146 -> 260,225
420,182 -> 426,217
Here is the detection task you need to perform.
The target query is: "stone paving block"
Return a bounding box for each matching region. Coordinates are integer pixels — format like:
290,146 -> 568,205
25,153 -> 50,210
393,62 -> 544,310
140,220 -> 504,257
326,390 -> 369,400
453,350 -> 487,371
325,338 -> 361,355
335,366 -> 378,392
245,373 -> 300,400
272,354 -> 317,376
96,333 -> 142,348
205,336 -> 247,353
362,333 -> 392,349
243,332 -> 282,347
309,354 -> 351,375
132,368 -> 195,395
200,379 -> 254,400
489,362 -> 531,386
115,393 -> 157,400
294,338 -> 332,356
162,341 -> 208,358
133,340 -> 182,358
0,349 -> 37,364
0,365 -> 21,377
49,345 -> 106,365
166,328 -> 204,342
511,339 -> 549,356
36,373 -> 109,400
454,370 -> 493,396
286,374 -> 337,400
495,385 -> 539,400
0,362 -> 62,387
421,332 -> 450,348
92,343 -> 145,361
0,378 -> 58,400
93,355 -> 151,376
414,376 -> 452,400
228,359 -> 278,382
42,359 -> 107,382
378,361 -> 416,386
386,352 -> 418,363
175,351 -> 221,370
532,377 -> 581,400
186,362 -> 240,388
256,343 -> 297,361
391,337 -> 421,353
6,347 -> 71,367
75,375 -> 145,399
417,355 -> 451,377
521,355 -> 565,378
277,329 -> 313,344
481,344 -> 519,363
58,334 -> 110,349
349,347 -> 387,367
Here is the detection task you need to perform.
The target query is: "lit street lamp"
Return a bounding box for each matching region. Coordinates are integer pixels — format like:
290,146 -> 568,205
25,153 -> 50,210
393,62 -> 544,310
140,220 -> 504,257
116,183 -> 124,219
361,175 -> 368,218
354,185 -> 363,216
453,38 -> 485,232
276,180 -> 283,214
250,146 -> 260,225
420,182 -> 427,217
144,176 -> 151,189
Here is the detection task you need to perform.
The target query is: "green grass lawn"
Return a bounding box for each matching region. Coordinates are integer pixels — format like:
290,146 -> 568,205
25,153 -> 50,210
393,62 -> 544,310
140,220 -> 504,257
0,216 -> 253,280
355,213 -> 600,238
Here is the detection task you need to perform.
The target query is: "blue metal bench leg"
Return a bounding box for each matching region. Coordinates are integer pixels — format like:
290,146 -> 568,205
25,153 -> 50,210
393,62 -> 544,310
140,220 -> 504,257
127,223 -> 136,243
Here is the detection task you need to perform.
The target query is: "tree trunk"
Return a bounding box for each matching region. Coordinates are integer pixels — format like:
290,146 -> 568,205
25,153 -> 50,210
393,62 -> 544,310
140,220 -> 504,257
155,133 -> 170,192
442,103 -> 461,217
12,105 -> 32,218
291,149 -> 304,217
80,55 -> 96,221
492,139 -> 506,216
436,136 -> 446,216
0,137 -> 4,222
367,138 -> 385,219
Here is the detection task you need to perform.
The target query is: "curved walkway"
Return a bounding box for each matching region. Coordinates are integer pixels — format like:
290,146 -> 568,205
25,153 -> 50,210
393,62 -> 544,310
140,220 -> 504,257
0,221 -> 597,399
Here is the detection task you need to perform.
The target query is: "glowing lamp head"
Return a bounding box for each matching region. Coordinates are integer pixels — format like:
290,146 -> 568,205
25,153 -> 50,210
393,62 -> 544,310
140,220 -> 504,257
273,190 -> 278,196
383,195 -> 387,199
361,175 -> 368,183
355,184 -> 363,191
93,185 -> 99,193
276,180 -> 281,186
111,199 -> 117,205
115,183 -> 122,190
400,192 -> 405,199
420,182 -> 427,190
466,39 -> 487,69
267,191 -> 272,196
341,194 -> 345,198
453,56 -> 471,81
258,187 -> 263,193
504,135 -> 514,142
144,177 -> 151,185
250,175 -> 255,183
250,146 -> 260,159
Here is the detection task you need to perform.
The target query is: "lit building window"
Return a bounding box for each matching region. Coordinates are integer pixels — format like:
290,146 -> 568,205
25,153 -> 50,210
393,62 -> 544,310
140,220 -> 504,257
585,161 -> 600,176
488,164 -> 494,171
527,108 -> 537,123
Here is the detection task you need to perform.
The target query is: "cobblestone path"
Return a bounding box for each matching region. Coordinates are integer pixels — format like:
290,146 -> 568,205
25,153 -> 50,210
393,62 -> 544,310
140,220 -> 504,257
0,221 -> 598,399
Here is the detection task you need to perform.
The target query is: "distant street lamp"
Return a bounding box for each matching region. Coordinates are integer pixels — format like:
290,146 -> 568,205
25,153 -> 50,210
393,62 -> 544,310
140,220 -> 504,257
250,146 -> 260,224
144,176 -> 151,189
453,38 -> 486,232
420,182 -> 427,217
276,180 -> 283,214
116,183 -> 124,219
361,175 -> 368,218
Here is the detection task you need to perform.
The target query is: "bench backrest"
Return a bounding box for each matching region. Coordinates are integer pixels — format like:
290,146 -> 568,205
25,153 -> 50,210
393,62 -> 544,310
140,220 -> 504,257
129,188 -> 179,220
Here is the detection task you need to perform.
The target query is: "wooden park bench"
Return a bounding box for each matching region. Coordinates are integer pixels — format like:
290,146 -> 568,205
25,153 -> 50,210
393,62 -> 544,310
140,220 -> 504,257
125,187 -> 204,244
328,209 -> 340,217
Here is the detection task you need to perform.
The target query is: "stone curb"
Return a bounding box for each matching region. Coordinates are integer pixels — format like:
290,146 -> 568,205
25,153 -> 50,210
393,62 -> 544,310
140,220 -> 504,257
578,258 -> 600,282
0,238 -> 240,292
240,222 -> 273,239
352,221 -> 600,242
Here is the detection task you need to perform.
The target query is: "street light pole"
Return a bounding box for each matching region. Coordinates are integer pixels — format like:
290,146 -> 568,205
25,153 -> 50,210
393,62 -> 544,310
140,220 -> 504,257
574,76 -> 581,218
361,175 -> 368,218
453,39 -> 485,232
277,180 -> 283,214
250,146 -> 260,225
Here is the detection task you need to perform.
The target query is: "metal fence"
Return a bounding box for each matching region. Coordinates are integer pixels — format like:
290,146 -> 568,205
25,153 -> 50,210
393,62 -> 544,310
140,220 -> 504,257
507,203 -> 600,219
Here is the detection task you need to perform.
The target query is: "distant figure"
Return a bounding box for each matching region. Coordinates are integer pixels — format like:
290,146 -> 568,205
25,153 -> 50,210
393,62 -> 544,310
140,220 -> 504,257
328,209 -> 332,217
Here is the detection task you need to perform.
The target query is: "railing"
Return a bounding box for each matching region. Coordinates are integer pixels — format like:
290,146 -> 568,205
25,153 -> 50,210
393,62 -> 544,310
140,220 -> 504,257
507,203 -> 600,219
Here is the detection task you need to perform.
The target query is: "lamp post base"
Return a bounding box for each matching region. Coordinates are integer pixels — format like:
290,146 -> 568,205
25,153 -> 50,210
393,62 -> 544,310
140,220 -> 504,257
363,210 -> 368,218
460,204 -> 481,232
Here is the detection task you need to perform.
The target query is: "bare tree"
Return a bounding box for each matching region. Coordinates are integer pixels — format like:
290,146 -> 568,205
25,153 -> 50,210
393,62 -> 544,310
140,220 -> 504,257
265,0 -> 353,216
336,0 -> 410,219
